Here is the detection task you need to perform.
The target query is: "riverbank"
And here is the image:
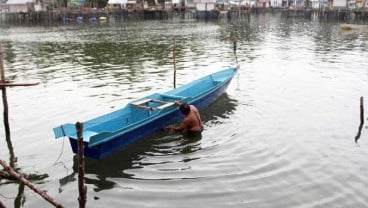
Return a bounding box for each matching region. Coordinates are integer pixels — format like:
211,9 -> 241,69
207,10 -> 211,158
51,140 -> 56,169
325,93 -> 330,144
1,7 -> 368,24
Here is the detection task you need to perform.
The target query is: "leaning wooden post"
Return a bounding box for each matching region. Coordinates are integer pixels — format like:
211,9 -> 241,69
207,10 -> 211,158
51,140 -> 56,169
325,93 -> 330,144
355,96 -> 365,143
0,199 -> 6,208
360,96 -> 364,124
76,122 -> 87,208
233,38 -> 239,67
233,39 -> 237,54
173,38 -> 177,89
0,160 -> 64,208
0,46 -> 38,167
0,46 -> 10,138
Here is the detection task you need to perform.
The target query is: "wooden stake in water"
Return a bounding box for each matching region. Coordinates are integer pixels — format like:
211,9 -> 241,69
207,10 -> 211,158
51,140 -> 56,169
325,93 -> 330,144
233,39 -> 237,54
76,122 -> 87,208
0,47 -> 10,138
0,199 -> 6,208
360,96 -> 364,124
0,46 -> 38,139
173,38 -> 177,89
355,96 -> 365,143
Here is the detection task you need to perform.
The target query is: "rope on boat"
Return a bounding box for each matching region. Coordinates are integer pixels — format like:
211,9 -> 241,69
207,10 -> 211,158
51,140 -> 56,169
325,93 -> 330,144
53,136 -> 67,170
60,125 -> 66,137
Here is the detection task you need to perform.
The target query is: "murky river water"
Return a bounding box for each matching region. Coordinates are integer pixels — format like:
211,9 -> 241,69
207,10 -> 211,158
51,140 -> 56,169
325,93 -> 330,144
0,14 -> 368,207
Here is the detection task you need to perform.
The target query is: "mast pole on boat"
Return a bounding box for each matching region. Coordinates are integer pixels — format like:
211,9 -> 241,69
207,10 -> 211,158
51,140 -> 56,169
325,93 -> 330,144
173,38 -> 177,89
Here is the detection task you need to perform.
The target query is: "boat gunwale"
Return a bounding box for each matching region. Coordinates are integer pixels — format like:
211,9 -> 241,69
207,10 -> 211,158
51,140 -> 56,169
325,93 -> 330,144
86,69 -> 236,147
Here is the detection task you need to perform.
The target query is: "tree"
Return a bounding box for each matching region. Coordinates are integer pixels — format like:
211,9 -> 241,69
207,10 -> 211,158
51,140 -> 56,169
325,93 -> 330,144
85,0 -> 108,8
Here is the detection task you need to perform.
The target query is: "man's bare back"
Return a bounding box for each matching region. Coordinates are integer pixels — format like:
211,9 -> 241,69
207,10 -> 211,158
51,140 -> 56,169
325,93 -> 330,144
167,102 -> 203,134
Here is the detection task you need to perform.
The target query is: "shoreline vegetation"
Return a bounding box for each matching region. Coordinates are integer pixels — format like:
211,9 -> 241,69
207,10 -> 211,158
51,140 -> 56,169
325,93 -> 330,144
1,7 -> 368,24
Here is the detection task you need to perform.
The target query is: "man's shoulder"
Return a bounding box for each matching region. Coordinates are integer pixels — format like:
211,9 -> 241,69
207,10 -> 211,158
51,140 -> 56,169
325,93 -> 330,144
190,105 -> 199,110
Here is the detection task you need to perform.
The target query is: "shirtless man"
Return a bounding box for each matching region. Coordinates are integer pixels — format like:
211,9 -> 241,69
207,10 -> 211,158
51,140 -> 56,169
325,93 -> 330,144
168,102 -> 203,136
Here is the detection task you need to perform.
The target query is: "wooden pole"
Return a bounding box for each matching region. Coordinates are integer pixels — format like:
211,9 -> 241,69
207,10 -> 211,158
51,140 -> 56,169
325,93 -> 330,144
76,122 -> 87,208
0,47 -> 10,138
0,82 -> 39,87
14,183 -> 25,208
355,96 -> 365,143
360,96 -> 364,124
0,160 -> 64,208
0,46 -> 38,168
173,38 -> 177,89
0,199 -> 6,208
233,39 -> 237,54
0,169 -> 15,180
233,38 -> 239,67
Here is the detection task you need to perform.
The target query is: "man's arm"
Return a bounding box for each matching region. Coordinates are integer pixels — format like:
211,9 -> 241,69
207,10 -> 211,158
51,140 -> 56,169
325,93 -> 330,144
173,119 -> 189,132
174,101 -> 181,106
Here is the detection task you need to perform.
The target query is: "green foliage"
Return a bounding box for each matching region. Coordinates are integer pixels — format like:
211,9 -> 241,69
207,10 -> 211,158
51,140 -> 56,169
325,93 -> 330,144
85,0 -> 108,8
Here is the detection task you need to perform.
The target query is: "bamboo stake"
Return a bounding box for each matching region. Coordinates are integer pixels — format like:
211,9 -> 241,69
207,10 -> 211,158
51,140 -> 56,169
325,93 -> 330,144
0,82 -> 38,87
173,38 -> 177,89
0,169 -> 15,180
233,39 -> 237,54
355,96 -> 365,143
0,160 -> 64,208
0,47 -> 10,138
0,46 -> 38,170
0,199 -> 6,208
76,122 -> 87,208
233,38 -> 239,67
360,96 -> 364,124
14,183 -> 25,208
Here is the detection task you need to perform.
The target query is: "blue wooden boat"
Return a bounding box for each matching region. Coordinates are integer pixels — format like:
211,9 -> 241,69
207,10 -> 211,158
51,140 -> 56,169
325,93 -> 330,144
53,67 -> 237,159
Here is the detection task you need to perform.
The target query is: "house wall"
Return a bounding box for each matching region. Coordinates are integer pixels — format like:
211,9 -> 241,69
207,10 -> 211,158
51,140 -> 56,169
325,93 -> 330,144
34,2 -> 44,11
333,0 -> 347,7
310,0 -> 320,8
1,0 -> 48,13
270,0 -> 283,7
257,0 -> 270,7
107,3 -> 122,9
7,4 -> 29,12
356,0 -> 368,7
195,2 -> 215,10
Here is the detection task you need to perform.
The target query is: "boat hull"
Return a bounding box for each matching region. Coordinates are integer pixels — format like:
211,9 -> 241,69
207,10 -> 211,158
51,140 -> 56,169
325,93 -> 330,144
69,77 -> 233,159
55,67 -> 237,159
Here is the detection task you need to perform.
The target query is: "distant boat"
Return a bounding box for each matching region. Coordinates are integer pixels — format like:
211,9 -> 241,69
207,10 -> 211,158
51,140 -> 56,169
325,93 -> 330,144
99,16 -> 107,21
76,16 -> 83,24
89,17 -> 97,23
53,67 -> 237,159
62,17 -> 71,24
340,24 -> 368,31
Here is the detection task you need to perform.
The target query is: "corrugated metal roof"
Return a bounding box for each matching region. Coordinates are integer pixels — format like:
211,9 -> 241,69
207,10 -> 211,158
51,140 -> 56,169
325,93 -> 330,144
5,0 -> 32,4
108,0 -> 127,4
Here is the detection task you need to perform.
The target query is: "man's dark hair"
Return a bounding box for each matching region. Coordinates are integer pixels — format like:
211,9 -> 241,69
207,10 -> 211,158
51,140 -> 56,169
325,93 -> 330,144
179,103 -> 190,115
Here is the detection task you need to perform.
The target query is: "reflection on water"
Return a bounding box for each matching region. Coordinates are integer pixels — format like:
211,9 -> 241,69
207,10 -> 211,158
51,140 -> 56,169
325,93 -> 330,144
355,98 -> 365,143
355,122 -> 364,143
1,126 -> 49,208
66,94 -> 236,192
